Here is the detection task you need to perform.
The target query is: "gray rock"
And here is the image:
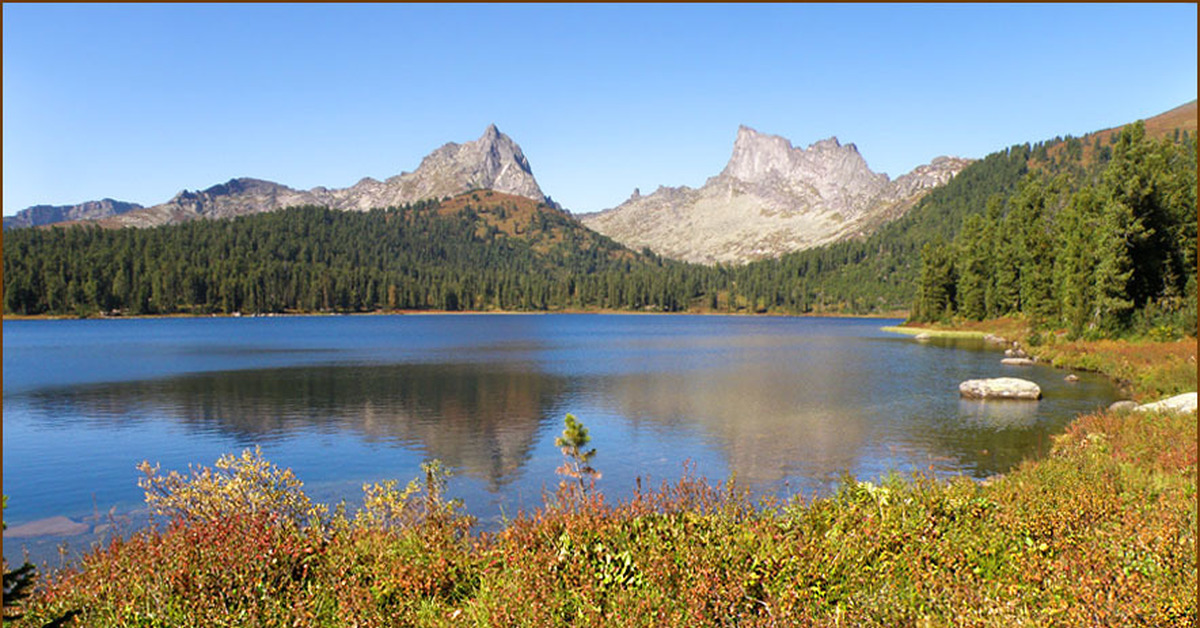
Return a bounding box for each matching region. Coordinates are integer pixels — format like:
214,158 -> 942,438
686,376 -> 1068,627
1108,400 -> 1139,412
4,198 -> 143,229
1064,374 -> 1080,382
983,334 -> 1007,344
1001,357 -> 1035,366
579,126 -> 972,264
1134,392 -> 1198,414
13,125 -> 556,229
958,377 -> 1042,400
2,516 -> 90,538
914,332 -> 932,341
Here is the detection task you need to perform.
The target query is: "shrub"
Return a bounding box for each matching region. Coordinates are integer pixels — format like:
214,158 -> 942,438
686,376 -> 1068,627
137,446 -> 327,530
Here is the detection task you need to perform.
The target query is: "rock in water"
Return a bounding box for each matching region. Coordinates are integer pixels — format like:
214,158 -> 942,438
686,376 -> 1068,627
1134,392 -> 1197,414
3,516 -> 90,538
1001,358 -> 1035,366
958,378 -> 1042,400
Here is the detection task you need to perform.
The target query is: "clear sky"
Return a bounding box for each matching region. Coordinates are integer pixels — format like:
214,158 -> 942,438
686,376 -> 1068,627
4,3 -> 1197,216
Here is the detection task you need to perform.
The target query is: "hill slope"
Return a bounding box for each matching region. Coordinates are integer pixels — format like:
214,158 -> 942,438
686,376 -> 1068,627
2,190 -> 679,316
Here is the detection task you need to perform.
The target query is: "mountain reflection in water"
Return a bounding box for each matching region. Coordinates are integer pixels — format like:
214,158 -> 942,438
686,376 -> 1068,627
24,363 -> 564,491
4,314 -> 1118,570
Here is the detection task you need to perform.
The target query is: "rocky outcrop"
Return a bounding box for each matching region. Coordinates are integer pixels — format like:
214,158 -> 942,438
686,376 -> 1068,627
1134,392 -> 1197,414
13,125 -> 555,229
3,198 -> 143,229
579,126 -> 972,264
958,378 -> 1042,400
311,124 -> 552,212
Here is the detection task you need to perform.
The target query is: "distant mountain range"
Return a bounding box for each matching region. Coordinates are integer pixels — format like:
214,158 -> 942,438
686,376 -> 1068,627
578,127 -> 971,264
8,101 -> 1193,268
4,124 -> 554,230
3,198 -> 145,230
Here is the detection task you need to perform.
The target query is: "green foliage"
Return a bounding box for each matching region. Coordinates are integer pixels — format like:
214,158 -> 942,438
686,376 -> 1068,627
356,459 -> 466,531
917,121 -> 1197,338
3,496 -> 37,624
555,414 -> 600,500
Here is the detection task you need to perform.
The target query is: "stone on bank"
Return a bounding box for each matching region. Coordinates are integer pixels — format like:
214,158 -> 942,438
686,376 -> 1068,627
959,377 -> 1042,400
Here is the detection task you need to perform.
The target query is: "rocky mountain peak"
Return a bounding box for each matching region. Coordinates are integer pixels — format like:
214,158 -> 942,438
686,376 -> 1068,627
581,126 -> 971,265
721,127 -> 878,191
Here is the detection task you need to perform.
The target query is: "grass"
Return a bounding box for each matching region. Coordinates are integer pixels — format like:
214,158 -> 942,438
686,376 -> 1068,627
893,316 -> 1196,402
7,329 -> 1197,626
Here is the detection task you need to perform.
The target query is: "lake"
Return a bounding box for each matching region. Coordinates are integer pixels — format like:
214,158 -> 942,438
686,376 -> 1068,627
3,314 -> 1117,566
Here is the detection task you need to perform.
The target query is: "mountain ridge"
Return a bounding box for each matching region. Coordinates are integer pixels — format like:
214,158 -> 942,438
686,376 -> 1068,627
578,126 -> 971,265
5,125 -> 554,230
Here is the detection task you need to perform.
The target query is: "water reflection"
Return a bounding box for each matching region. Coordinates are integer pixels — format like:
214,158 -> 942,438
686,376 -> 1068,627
598,366 -> 871,486
958,399 -> 1040,429
22,363 -> 566,490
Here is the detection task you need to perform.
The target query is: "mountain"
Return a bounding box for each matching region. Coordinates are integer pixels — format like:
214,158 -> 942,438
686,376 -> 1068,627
8,125 -> 554,229
3,198 -> 143,230
578,126 -> 971,264
2,189 -> 680,316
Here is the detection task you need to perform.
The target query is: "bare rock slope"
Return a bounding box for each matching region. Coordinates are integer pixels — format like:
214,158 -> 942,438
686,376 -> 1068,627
579,126 -> 971,264
3,198 -> 143,230
10,125 -> 554,229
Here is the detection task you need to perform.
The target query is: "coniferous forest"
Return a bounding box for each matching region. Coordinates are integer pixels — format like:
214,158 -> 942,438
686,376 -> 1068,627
912,121 -> 1197,340
4,121 -> 1195,341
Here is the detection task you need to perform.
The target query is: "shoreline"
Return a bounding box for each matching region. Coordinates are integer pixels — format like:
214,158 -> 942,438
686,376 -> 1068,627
2,308 -> 910,322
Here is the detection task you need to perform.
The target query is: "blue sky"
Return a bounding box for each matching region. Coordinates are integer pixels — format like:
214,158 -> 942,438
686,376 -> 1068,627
4,3 -> 1196,216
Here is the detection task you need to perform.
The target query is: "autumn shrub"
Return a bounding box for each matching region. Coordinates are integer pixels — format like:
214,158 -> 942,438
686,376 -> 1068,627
12,406 -> 1196,627
137,446 -> 327,529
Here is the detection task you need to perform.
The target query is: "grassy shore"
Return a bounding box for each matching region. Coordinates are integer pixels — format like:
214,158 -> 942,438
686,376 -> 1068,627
7,322 -> 1195,626
890,317 -> 1196,402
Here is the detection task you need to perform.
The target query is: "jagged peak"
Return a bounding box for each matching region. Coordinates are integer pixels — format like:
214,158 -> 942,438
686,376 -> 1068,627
733,125 -> 792,150
808,136 -> 843,151
480,123 -> 502,142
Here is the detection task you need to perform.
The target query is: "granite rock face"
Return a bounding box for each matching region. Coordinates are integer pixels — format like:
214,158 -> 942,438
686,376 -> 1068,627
579,126 -> 972,264
3,198 -> 143,229
10,125 -> 555,229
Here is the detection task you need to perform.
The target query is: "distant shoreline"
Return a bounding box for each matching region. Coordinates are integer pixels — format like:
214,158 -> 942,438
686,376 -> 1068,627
2,308 -> 910,322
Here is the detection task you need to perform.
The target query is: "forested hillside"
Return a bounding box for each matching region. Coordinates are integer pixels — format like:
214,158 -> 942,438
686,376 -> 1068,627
2,192 -> 713,315
913,121 -> 1197,339
5,106 -> 1195,330
724,105 -> 1197,319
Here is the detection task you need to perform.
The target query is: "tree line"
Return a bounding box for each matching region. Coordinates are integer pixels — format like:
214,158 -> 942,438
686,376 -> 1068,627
5,121 -> 1194,338
912,121 -> 1197,339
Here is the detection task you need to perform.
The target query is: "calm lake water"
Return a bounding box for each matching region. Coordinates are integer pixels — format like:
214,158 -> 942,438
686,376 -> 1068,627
3,314 -> 1117,566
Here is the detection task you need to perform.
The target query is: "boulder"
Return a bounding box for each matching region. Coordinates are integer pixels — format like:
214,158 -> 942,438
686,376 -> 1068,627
1108,400 -> 1138,412
983,334 -> 1007,344
1064,374 -> 1080,383
959,377 -> 1042,400
1134,392 -> 1197,415
1001,358 -> 1035,366
2,516 -> 90,539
